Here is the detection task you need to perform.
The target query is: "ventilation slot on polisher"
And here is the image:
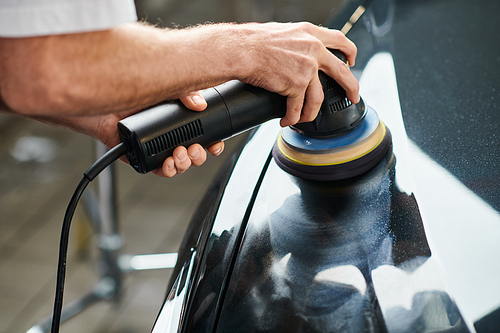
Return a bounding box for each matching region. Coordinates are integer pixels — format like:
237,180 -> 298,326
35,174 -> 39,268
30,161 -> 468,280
329,98 -> 353,114
145,119 -> 204,157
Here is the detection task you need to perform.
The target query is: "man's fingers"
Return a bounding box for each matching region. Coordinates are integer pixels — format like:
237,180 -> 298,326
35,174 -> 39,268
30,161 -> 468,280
281,93 -> 305,127
279,26 -> 358,126
158,144 -> 210,177
307,28 -> 359,104
318,49 -> 360,104
160,156 -> 177,178
172,146 -> 192,175
207,141 -> 224,156
333,60 -> 360,104
179,92 -> 207,111
187,144 -> 207,167
312,27 -> 357,66
300,75 -> 324,123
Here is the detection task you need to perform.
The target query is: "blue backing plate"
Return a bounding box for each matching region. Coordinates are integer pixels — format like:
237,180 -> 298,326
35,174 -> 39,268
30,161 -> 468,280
281,107 -> 379,153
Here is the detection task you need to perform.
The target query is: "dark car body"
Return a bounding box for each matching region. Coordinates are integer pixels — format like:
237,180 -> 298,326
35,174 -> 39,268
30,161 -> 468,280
139,0 -> 500,332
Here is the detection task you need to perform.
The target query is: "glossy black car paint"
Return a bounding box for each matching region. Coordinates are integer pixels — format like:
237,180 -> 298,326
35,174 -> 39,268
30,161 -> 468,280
213,153 -> 464,332
138,0 -> 500,332
391,0 -> 500,211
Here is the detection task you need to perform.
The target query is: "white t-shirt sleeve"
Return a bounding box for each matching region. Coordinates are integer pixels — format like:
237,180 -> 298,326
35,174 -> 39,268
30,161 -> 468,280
0,0 -> 138,37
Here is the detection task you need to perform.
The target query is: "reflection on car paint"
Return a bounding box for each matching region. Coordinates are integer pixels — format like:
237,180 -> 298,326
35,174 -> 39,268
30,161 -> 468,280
214,152 -> 466,332
153,249 -> 196,333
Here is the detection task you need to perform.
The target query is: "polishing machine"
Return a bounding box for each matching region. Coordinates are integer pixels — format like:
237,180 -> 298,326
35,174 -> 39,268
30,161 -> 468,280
117,50 -> 391,181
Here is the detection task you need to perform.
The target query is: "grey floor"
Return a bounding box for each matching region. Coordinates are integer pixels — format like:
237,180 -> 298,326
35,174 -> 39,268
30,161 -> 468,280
0,113 -> 238,332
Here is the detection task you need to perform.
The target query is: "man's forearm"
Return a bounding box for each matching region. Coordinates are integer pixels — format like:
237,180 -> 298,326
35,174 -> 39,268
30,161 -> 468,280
0,22 -> 246,117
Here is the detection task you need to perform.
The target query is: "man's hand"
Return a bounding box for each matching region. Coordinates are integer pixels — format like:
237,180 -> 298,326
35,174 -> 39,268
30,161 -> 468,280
96,92 -> 224,178
231,22 -> 359,127
23,92 -> 224,178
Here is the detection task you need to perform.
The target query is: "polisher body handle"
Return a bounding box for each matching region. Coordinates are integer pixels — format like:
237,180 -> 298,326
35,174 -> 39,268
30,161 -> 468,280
118,80 -> 286,174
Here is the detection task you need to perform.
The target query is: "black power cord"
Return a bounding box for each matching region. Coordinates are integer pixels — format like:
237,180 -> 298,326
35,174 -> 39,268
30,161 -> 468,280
51,142 -> 128,333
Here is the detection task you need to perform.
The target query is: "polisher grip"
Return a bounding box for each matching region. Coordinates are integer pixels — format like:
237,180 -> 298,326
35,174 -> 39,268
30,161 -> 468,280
118,80 -> 286,174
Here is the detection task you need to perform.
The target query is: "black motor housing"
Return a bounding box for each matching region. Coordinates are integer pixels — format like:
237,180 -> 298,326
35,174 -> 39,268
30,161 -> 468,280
118,81 -> 286,174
